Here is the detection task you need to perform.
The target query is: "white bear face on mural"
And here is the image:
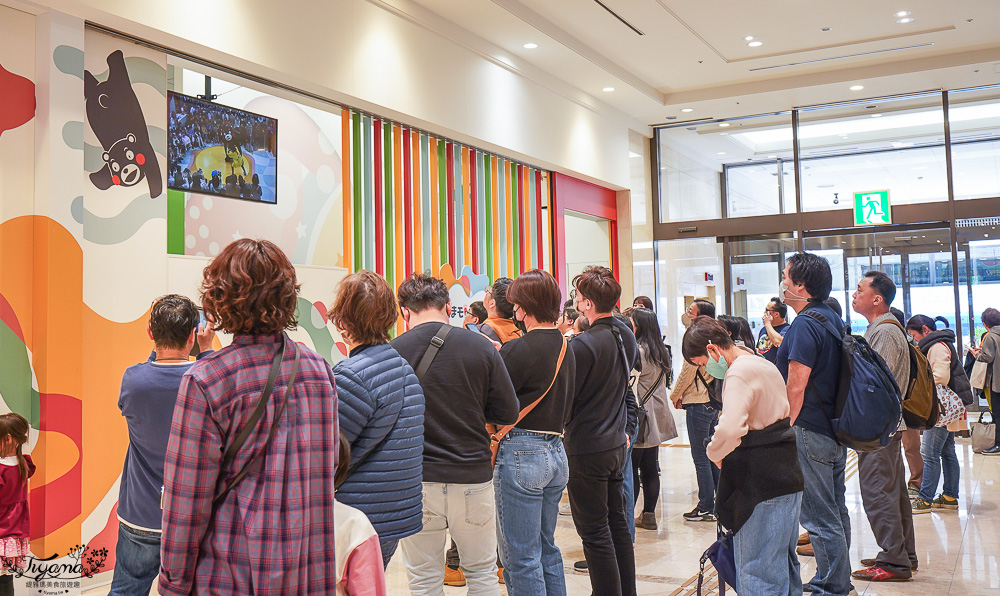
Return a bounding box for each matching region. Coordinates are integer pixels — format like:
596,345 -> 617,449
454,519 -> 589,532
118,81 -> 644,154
102,133 -> 147,187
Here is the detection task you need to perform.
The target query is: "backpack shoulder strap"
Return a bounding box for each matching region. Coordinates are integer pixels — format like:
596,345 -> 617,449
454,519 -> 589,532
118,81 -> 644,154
415,324 -> 453,380
799,309 -> 843,341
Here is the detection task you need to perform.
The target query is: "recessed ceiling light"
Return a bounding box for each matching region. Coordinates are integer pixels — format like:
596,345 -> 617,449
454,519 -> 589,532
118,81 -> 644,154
850,85 -> 865,91
523,43 -> 538,49
821,27 -> 832,32
767,155 -> 777,158
894,11 -> 911,17
744,36 -> 755,41
681,108 -> 694,112
896,17 -> 914,23
871,113 -> 882,118
748,41 -> 763,47
719,122 -> 730,127
603,87 -> 615,92
717,152 -> 726,155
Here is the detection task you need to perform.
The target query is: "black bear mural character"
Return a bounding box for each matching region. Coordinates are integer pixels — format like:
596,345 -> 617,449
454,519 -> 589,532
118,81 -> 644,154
84,49 -> 162,198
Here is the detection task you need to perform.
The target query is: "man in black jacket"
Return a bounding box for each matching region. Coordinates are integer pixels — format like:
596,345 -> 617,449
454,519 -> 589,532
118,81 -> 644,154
566,266 -> 639,596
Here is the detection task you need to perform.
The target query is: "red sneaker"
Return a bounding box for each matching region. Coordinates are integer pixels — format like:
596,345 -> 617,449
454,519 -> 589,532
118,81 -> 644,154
851,566 -> 910,582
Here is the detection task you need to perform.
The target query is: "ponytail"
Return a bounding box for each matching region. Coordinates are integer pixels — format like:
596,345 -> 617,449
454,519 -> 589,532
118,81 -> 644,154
934,316 -> 950,329
0,413 -> 30,483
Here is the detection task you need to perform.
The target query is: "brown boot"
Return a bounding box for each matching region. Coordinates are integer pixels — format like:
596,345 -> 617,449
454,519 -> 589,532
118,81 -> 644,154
797,543 -> 814,557
798,531 -> 810,546
444,566 -> 466,587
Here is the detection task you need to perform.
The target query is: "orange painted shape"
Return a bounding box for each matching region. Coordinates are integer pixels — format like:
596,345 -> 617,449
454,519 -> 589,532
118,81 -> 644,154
412,132 -> 422,274
341,109 -> 352,271
462,147 -> 472,270
430,138 -> 440,271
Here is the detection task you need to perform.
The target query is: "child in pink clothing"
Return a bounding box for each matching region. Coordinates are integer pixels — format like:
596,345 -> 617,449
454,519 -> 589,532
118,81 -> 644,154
335,435 -> 387,596
0,413 -> 34,596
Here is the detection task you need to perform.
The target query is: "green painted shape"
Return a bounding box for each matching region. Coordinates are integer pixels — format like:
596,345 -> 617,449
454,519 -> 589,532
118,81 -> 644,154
511,162 -> 519,274
352,112 -> 363,272
484,152 -> 493,281
167,190 -> 185,254
383,121 -> 394,284
0,322 -> 40,427
853,190 -> 891,226
296,297 -> 336,365
363,116 -> 374,271
438,141 -> 447,265
53,45 -> 84,78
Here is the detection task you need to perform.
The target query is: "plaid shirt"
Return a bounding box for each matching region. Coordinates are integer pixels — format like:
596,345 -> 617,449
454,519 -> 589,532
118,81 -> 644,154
159,334 -> 339,595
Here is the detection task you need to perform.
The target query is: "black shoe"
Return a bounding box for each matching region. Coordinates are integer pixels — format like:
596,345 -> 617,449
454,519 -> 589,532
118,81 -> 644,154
803,584 -> 813,593
683,507 -> 716,521
573,560 -> 588,573
983,445 -> 1000,455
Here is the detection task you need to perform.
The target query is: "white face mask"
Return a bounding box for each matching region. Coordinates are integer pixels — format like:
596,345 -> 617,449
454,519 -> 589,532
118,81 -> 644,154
780,282 -> 810,303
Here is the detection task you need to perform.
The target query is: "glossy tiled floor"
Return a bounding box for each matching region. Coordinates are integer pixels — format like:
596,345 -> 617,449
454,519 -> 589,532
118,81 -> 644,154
83,410 -> 1000,595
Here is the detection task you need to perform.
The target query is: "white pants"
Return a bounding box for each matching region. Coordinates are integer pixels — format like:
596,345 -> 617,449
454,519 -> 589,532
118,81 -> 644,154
401,481 -> 499,596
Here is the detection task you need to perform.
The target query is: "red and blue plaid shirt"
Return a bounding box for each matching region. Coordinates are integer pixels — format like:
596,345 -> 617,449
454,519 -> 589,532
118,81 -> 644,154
159,334 -> 339,595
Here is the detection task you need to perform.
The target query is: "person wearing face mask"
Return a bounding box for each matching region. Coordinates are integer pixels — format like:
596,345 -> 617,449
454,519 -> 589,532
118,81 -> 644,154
773,253 -> 852,596
669,300 -> 720,523
682,317 -> 804,595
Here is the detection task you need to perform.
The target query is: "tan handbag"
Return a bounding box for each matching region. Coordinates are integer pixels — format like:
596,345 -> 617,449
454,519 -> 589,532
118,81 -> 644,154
489,338 -> 567,468
970,360 -> 989,390
971,411 -> 996,453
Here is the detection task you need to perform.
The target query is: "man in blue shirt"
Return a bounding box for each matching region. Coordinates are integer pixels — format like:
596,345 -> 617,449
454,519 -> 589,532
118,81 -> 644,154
757,297 -> 790,364
111,295 -> 214,596
774,253 -> 852,596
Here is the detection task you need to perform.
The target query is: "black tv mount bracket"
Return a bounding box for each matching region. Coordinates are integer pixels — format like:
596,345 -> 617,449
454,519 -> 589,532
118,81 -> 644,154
197,75 -> 218,102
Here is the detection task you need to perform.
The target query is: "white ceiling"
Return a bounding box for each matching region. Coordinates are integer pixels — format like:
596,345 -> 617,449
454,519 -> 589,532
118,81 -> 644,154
393,0 -> 1000,129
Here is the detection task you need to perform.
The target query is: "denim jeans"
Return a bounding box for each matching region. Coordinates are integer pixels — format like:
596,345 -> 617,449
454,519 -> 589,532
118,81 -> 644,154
109,522 -> 161,596
684,403 -> 721,511
494,430 -> 568,596
795,426 -> 852,596
733,491 -> 803,596
380,537 -> 399,569
401,481 -> 499,596
918,427 -> 960,503
623,444 -> 635,541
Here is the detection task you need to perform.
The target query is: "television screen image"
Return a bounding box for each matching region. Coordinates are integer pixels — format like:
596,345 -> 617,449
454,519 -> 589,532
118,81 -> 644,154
167,91 -> 278,203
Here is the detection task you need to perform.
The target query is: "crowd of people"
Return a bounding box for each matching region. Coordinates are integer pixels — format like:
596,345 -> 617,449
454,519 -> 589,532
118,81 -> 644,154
80,240 -> 1000,596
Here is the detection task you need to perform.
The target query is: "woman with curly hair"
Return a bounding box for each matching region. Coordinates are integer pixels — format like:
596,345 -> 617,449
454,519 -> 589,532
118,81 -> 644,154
159,239 -> 340,596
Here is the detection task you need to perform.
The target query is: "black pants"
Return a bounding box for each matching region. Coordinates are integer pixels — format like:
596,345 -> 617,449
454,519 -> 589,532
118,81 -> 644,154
568,445 -> 636,596
0,574 -> 12,596
631,446 -> 660,513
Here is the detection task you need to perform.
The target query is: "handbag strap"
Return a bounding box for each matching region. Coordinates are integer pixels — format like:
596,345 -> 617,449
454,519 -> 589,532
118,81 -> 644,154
415,323 -> 452,380
492,337 -> 567,445
215,338 -> 300,505
639,368 -> 665,408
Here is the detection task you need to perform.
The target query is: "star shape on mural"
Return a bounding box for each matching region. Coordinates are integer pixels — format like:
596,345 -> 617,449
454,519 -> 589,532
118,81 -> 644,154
296,222 -> 307,238
232,230 -> 243,241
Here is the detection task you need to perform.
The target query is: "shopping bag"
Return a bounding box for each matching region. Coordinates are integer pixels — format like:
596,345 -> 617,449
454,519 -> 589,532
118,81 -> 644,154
970,361 -> 988,391
935,385 -> 966,428
971,411 -> 996,453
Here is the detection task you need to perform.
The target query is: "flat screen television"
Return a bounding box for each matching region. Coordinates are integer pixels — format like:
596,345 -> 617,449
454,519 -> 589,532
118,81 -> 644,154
167,91 -> 278,203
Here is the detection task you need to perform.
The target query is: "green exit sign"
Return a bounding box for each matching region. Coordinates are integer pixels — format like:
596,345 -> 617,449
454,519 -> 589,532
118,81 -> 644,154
854,190 -> 892,226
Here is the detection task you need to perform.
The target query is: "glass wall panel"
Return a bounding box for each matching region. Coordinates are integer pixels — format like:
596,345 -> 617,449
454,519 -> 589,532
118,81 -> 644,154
947,87 -> 1000,200
655,237 -> 724,373
958,218 -> 1000,352
796,94 -> 947,213
657,127 -> 722,222
728,235 -> 798,345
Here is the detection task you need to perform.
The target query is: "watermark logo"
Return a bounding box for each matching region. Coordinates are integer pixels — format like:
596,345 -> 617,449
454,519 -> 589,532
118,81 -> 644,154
16,543 -> 108,583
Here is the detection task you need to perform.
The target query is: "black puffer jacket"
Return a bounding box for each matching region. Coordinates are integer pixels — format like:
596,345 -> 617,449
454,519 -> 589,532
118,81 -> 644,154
918,329 -> 974,406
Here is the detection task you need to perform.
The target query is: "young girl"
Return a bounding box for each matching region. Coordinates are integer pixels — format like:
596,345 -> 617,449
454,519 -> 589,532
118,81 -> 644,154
335,434 -> 387,596
0,413 -> 34,596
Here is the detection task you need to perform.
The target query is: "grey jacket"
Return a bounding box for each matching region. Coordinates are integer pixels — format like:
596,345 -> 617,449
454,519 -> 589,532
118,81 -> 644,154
976,325 -> 1000,393
634,346 -> 678,448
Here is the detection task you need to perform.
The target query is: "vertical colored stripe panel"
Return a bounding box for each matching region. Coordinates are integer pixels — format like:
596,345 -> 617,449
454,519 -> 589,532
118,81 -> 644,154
527,167 -> 536,270
492,155 -> 500,279
463,147 -> 473,274
429,137 -> 440,271
373,119 -> 384,275
445,142 -> 456,268
535,170 -> 544,270
411,130 -> 421,275
166,190 -> 185,254
383,121 -> 393,283
438,140 -> 448,268
421,135 -> 432,269
452,144 -> 462,269
352,112 -> 363,272
393,125 -> 404,288
519,165 -> 527,273
341,110 -> 352,271
508,160 -> 516,276
484,153 -> 493,281
403,128 -> 413,277
498,158 -> 506,278
362,115 -> 374,271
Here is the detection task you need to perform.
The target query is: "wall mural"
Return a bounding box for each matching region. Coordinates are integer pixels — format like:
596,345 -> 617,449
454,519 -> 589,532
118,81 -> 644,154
0,60 -> 34,137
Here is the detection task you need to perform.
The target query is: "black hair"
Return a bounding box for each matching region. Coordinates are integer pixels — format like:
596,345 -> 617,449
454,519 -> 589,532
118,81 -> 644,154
574,316 -> 590,333
633,296 -> 654,310
767,297 -> 787,319
983,308 -> 1000,328
864,271 -> 897,305
890,307 -> 905,325
632,308 -> 672,384
397,271 -> 450,312
468,301 -> 488,324
787,252 -> 832,302
149,294 -> 199,350
490,277 -> 516,319
906,314 -> 937,333
691,299 -> 716,318
562,306 -> 580,322
823,297 -> 843,318
717,315 -> 756,350
682,317 -> 734,364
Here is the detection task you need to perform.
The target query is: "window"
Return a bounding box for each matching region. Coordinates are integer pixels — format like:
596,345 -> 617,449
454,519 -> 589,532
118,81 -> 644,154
948,87 -> 1000,201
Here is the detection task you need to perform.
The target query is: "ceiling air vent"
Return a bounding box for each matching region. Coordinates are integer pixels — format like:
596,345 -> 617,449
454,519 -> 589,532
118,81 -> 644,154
592,0 -> 644,35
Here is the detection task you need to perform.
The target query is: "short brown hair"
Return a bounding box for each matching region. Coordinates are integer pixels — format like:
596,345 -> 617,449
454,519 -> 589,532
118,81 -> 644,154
201,239 -> 300,335
507,269 -> 562,324
572,266 -> 620,313
983,307 -> 1000,329
150,294 -> 199,350
397,271 -> 450,312
328,270 -> 397,345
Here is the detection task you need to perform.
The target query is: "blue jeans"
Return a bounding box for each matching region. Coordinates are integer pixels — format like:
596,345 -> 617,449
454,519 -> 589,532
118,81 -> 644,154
494,430 -> 568,596
795,426 -> 852,596
380,537 -> 399,569
733,491 -> 803,596
685,403 -> 721,511
918,427 -> 960,502
623,444 -> 635,542
109,523 -> 161,596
